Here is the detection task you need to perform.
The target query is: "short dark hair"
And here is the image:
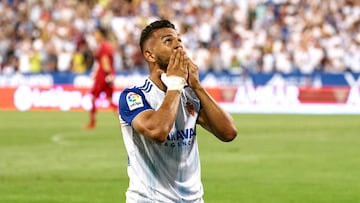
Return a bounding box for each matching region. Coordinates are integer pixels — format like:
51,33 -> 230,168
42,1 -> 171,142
139,19 -> 175,53
96,25 -> 108,39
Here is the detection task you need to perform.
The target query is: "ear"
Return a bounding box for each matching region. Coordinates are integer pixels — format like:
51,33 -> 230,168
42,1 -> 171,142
144,50 -> 156,63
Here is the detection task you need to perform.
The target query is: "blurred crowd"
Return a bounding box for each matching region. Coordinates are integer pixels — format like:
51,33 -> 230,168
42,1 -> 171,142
0,0 -> 359,75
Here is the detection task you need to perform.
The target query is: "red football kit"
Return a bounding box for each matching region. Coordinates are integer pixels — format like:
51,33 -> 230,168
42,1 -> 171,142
86,40 -> 116,129
91,41 -> 115,98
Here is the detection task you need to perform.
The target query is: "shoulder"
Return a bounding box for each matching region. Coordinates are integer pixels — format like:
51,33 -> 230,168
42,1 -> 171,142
105,41 -> 114,49
119,87 -> 152,125
120,79 -> 154,98
99,41 -> 114,53
119,87 -> 146,109
119,78 -> 156,109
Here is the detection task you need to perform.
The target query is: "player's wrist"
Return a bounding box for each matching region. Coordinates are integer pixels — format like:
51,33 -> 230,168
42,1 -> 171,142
161,73 -> 186,92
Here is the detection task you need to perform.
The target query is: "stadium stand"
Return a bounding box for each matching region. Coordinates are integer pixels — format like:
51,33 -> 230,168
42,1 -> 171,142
0,0 -> 359,75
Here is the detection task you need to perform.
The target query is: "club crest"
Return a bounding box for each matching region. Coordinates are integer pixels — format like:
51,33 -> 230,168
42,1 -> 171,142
186,101 -> 195,116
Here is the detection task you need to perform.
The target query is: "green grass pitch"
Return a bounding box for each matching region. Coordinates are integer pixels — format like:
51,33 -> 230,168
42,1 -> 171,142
1,111 -> 360,203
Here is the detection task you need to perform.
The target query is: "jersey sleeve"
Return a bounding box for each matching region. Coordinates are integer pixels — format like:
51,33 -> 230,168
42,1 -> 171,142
119,87 -> 152,125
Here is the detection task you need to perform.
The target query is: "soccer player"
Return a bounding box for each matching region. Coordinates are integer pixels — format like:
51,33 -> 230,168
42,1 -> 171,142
86,26 -> 116,129
118,20 -> 237,202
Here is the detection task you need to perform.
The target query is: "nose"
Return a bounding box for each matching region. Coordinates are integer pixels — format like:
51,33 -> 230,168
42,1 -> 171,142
174,46 -> 183,50
174,39 -> 183,50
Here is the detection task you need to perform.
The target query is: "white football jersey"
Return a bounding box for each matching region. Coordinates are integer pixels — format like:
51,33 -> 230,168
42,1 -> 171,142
119,78 -> 204,203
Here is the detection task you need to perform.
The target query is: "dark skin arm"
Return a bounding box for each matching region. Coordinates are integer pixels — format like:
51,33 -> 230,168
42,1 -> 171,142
132,49 -> 188,143
132,91 -> 181,143
100,55 -> 111,73
187,59 -> 237,142
100,55 -> 115,85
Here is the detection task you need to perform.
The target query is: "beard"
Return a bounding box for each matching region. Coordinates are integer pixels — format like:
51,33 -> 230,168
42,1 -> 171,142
156,55 -> 169,71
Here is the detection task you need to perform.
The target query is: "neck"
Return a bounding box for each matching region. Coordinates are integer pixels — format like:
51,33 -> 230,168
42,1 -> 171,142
149,73 -> 166,92
148,65 -> 167,92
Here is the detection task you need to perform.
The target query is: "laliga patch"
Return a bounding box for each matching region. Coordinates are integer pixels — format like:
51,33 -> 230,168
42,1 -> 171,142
126,92 -> 144,111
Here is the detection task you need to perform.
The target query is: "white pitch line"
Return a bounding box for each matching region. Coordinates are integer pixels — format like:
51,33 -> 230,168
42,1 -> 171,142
51,132 -> 77,145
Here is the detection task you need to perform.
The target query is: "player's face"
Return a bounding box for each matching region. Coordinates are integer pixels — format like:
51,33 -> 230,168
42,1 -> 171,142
151,28 -> 184,70
93,30 -> 102,43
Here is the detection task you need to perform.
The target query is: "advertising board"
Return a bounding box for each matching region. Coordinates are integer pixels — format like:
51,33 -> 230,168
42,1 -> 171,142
1,72 -> 360,114
1,85 -> 360,114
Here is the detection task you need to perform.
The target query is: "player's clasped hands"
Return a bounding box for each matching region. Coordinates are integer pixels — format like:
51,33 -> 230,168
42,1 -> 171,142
167,48 -> 189,81
186,57 -> 201,90
162,48 -> 201,92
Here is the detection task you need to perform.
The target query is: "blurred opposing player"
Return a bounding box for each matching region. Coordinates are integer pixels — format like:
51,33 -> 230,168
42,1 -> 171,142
86,26 -> 116,129
118,20 -> 237,202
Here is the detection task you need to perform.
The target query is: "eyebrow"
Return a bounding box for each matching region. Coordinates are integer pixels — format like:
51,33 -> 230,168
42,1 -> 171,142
160,34 -> 175,40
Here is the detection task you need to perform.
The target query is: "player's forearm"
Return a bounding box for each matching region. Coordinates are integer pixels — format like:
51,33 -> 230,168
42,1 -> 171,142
102,63 -> 111,73
193,87 -> 237,142
143,90 -> 181,143
101,56 -> 112,73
